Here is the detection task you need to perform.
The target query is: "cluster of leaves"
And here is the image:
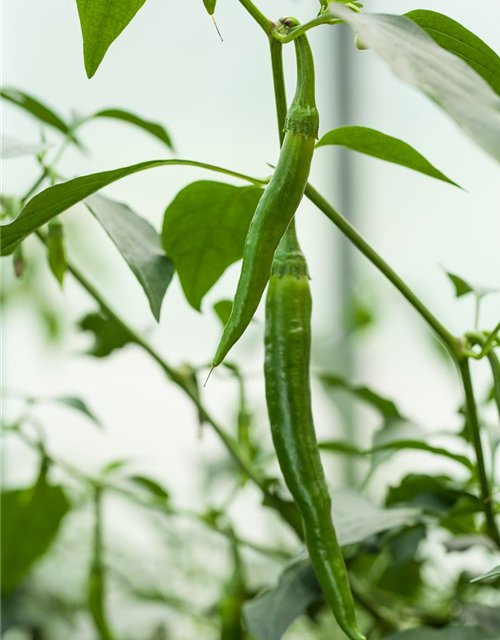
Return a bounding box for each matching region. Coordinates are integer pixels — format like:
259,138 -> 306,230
2,2 -> 500,640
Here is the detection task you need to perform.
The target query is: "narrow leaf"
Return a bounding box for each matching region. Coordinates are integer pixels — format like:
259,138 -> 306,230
92,109 -> 173,149
0,159 -> 258,255
53,396 -> 102,428
446,272 -> 474,298
128,475 -> 170,501
46,220 -> 67,287
86,194 -> 174,322
79,311 -> 132,358
1,88 -> 72,136
1,473 -> 71,594
317,126 -> 459,187
162,181 -> 264,311
76,0 -> 149,78
328,6 -> 500,163
319,373 -> 402,419
406,10 -> 500,97
471,565 -> 500,583
1,135 -> 49,160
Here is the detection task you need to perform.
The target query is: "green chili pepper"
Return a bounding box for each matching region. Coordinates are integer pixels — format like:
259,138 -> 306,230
218,532 -> 247,640
212,21 -> 319,367
264,225 -> 365,640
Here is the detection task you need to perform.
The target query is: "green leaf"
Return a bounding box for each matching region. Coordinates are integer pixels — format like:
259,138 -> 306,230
446,272 -> 474,298
406,10 -> 500,97
243,558 -> 322,640
317,126 -> 459,186
53,396 -> 102,428
100,459 -> 130,476
319,373 -> 402,419
162,181 -> 263,311
91,109 -> 173,149
75,0 -> 149,78
471,564 -> 500,583
128,475 -> 170,501
2,135 -> 49,160
86,194 -> 174,322
79,311 -> 132,358
461,604 -> 500,633
332,489 -> 419,547
1,471 -> 71,594
1,87 -> 72,137
202,0 -> 217,16
385,626 -> 499,640
329,6 -> 500,163
0,159 -> 258,256
46,220 -> 67,287
213,299 -> 233,326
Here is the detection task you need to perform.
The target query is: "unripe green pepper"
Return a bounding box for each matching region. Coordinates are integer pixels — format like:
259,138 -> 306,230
264,225 -> 365,640
212,22 -> 319,367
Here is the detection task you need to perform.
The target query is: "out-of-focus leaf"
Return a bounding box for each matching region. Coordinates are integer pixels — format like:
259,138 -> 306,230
406,10 -> 500,97
328,6 -> 500,163
243,558 -> 322,640
46,220 -> 67,287
379,559 -> 423,598
86,194 -> 174,322
1,135 -> 49,159
1,88 -> 72,137
78,311 -> 132,358
76,0 -> 149,78
214,299 -> 233,326
388,524 -> 426,568
446,271 -> 500,299
91,109 -> 173,149
162,181 -> 263,311
319,373 -> 403,419
317,126 -> 459,187
53,396 -> 102,428
332,489 -> 419,547
1,470 -> 71,594
128,475 -> 170,502
385,626 -> 499,639
461,604 -> 500,632
471,565 -> 500,583
100,459 -> 130,476
444,535 -> 496,553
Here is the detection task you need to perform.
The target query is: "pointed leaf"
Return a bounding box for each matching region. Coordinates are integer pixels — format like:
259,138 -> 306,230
0,158 -> 257,255
406,10 -> 500,97
76,0 -> 149,78
1,88 -> 72,136
86,194 -> 174,321
92,109 -> 173,149
128,475 -> 170,502
328,6 -> 500,163
202,0 -> 217,16
53,396 -> 102,428
317,126 -> 459,186
446,272 -> 474,298
471,564 -> 500,583
162,181 -> 264,311
1,474 -> 71,594
1,136 -> 50,160
319,372 -> 402,419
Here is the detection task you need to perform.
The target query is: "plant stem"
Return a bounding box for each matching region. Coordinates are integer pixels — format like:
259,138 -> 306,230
269,38 -> 287,145
237,0 -> 274,35
35,231 -> 302,538
274,15 -> 342,43
304,183 -> 458,354
481,320 -> 500,358
459,358 -> 500,547
487,350 -> 500,423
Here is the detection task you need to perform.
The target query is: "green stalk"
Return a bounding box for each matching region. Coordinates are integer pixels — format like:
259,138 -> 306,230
458,359 -> 500,547
237,0 -> 274,35
269,38 -> 287,145
304,183 -> 458,354
487,350 -> 500,422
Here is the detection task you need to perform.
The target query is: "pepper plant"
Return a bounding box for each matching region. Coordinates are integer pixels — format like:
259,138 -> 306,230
2,1 -> 500,639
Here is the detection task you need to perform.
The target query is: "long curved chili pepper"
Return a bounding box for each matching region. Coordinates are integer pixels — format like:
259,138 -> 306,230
212,20 -> 318,367
264,224 -> 365,640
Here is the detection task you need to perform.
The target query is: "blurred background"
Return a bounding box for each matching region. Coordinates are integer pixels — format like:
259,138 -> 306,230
2,1 -> 500,638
